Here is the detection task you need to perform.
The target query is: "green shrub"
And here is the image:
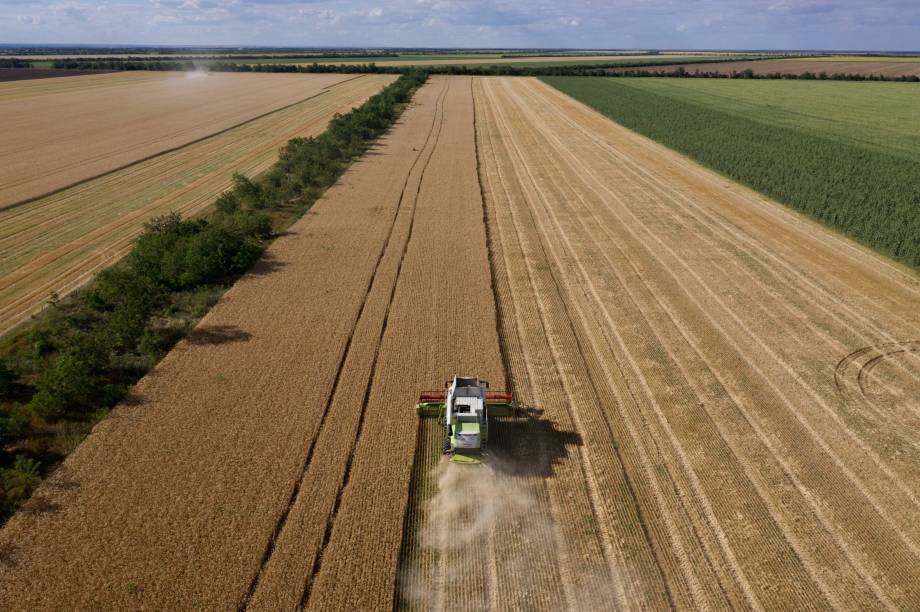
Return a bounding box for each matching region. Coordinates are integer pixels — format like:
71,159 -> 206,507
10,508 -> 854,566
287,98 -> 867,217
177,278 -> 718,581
28,334 -> 109,420
0,360 -> 15,397
2,456 -> 41,505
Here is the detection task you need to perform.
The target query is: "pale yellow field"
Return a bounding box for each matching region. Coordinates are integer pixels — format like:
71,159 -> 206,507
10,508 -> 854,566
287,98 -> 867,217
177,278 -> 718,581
0,71 -> 355,207
0,74 -> 394,335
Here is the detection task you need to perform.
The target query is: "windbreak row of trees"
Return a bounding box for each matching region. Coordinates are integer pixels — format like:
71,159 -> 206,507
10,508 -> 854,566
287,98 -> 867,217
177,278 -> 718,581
543,76 -> 920,268
0,71 -> 427,522
49,52 -> 398,63
0,58 -> 30,68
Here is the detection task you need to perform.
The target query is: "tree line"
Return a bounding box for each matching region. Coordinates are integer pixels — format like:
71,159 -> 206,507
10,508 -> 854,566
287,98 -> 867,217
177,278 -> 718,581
49,56 -> 920,82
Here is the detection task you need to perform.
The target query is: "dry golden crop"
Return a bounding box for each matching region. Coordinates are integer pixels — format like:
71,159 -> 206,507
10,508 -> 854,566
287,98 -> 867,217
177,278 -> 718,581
0,74 -> 394,335
0,71 -> 358,208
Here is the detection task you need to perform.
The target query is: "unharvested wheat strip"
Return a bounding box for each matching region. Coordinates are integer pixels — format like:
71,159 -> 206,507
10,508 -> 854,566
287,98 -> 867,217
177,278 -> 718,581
488,79 -> 759,610
521,79 -> 919,607
0,78 -> 426,611
0,75 -> 394,335
306,76 -> 506,611
244,79 -> 450,611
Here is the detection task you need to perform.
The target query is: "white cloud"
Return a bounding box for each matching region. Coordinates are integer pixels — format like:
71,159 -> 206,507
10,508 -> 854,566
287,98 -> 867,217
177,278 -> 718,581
0,0 -> 918,51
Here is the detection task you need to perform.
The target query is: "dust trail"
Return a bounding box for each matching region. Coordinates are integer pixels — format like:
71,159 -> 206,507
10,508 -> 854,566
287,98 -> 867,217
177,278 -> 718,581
407,457 -> 622,611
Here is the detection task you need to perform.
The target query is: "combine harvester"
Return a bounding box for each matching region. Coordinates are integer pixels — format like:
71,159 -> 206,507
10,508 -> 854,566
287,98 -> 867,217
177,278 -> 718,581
416,376 -> 515,464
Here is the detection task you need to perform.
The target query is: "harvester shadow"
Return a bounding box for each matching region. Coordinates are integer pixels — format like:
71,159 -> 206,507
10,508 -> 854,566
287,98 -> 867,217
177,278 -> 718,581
487,406 -> 582,479
186,325 -> 252,346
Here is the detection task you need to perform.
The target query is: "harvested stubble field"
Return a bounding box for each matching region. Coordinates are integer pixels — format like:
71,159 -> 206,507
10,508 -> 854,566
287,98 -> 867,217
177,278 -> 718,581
0,71 -> 355,208
2,74 -> 920,611
617,57 -> 920,77
462,76 -> 920,609
0,73 -> 393,335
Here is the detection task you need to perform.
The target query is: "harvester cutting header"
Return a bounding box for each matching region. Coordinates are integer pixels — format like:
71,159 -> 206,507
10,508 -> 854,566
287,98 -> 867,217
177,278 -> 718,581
416,376 -> 515,464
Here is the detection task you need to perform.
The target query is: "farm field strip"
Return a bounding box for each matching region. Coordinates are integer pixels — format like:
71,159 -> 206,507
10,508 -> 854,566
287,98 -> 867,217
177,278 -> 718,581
304,75 -> 507,610
0,74 -> 394,335
242,77 -> 451,610
299,53 -> 697,67
0,71 -> 355,207
616,58 -> 920,77
574,78 -> 920,163
0,76 -> 440,611
470,76 -> 920,609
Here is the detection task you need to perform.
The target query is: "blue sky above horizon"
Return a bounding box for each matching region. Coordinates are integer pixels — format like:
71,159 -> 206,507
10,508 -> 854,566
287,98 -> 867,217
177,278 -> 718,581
2,0 -> 918,51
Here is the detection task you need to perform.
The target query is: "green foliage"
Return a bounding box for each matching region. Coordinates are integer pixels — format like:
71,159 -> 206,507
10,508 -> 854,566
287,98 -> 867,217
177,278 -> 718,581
29,334 -> 111,420
543,77 -> 920,269
2,456 -> 41,508
0,359 -> 15,397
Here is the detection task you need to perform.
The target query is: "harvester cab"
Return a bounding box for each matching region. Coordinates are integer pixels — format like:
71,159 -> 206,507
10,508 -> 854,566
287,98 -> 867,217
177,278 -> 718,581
416,375 -> 515,464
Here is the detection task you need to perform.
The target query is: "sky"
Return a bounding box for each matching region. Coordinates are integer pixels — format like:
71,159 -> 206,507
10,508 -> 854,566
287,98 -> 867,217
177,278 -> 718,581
2,0 -> 919,51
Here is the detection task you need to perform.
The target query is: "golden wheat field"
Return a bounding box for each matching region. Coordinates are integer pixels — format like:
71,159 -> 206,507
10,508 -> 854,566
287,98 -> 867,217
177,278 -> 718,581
1,76 -> 919,610
0,73 -> 394,335
0,71 -> 361,208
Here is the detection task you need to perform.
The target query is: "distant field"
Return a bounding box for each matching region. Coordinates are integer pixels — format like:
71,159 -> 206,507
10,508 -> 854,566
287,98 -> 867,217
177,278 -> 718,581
296,53 -> 708,67
0,71 -> 355,207
619,58 -> 920,78
543,77 -> 920,268
0,73 -> 393,333
604,78 -> 920,161
787,55 -> 920,63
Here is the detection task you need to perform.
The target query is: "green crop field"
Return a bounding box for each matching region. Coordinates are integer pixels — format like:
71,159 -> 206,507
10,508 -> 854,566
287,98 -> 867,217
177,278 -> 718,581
542,76 -> 920,267
786,55 -> 920,63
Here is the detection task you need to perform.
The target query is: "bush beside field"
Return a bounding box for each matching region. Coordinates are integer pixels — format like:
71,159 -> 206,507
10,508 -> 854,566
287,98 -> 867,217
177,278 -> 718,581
0,71 -> 427,521
543,76 -> 920,269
